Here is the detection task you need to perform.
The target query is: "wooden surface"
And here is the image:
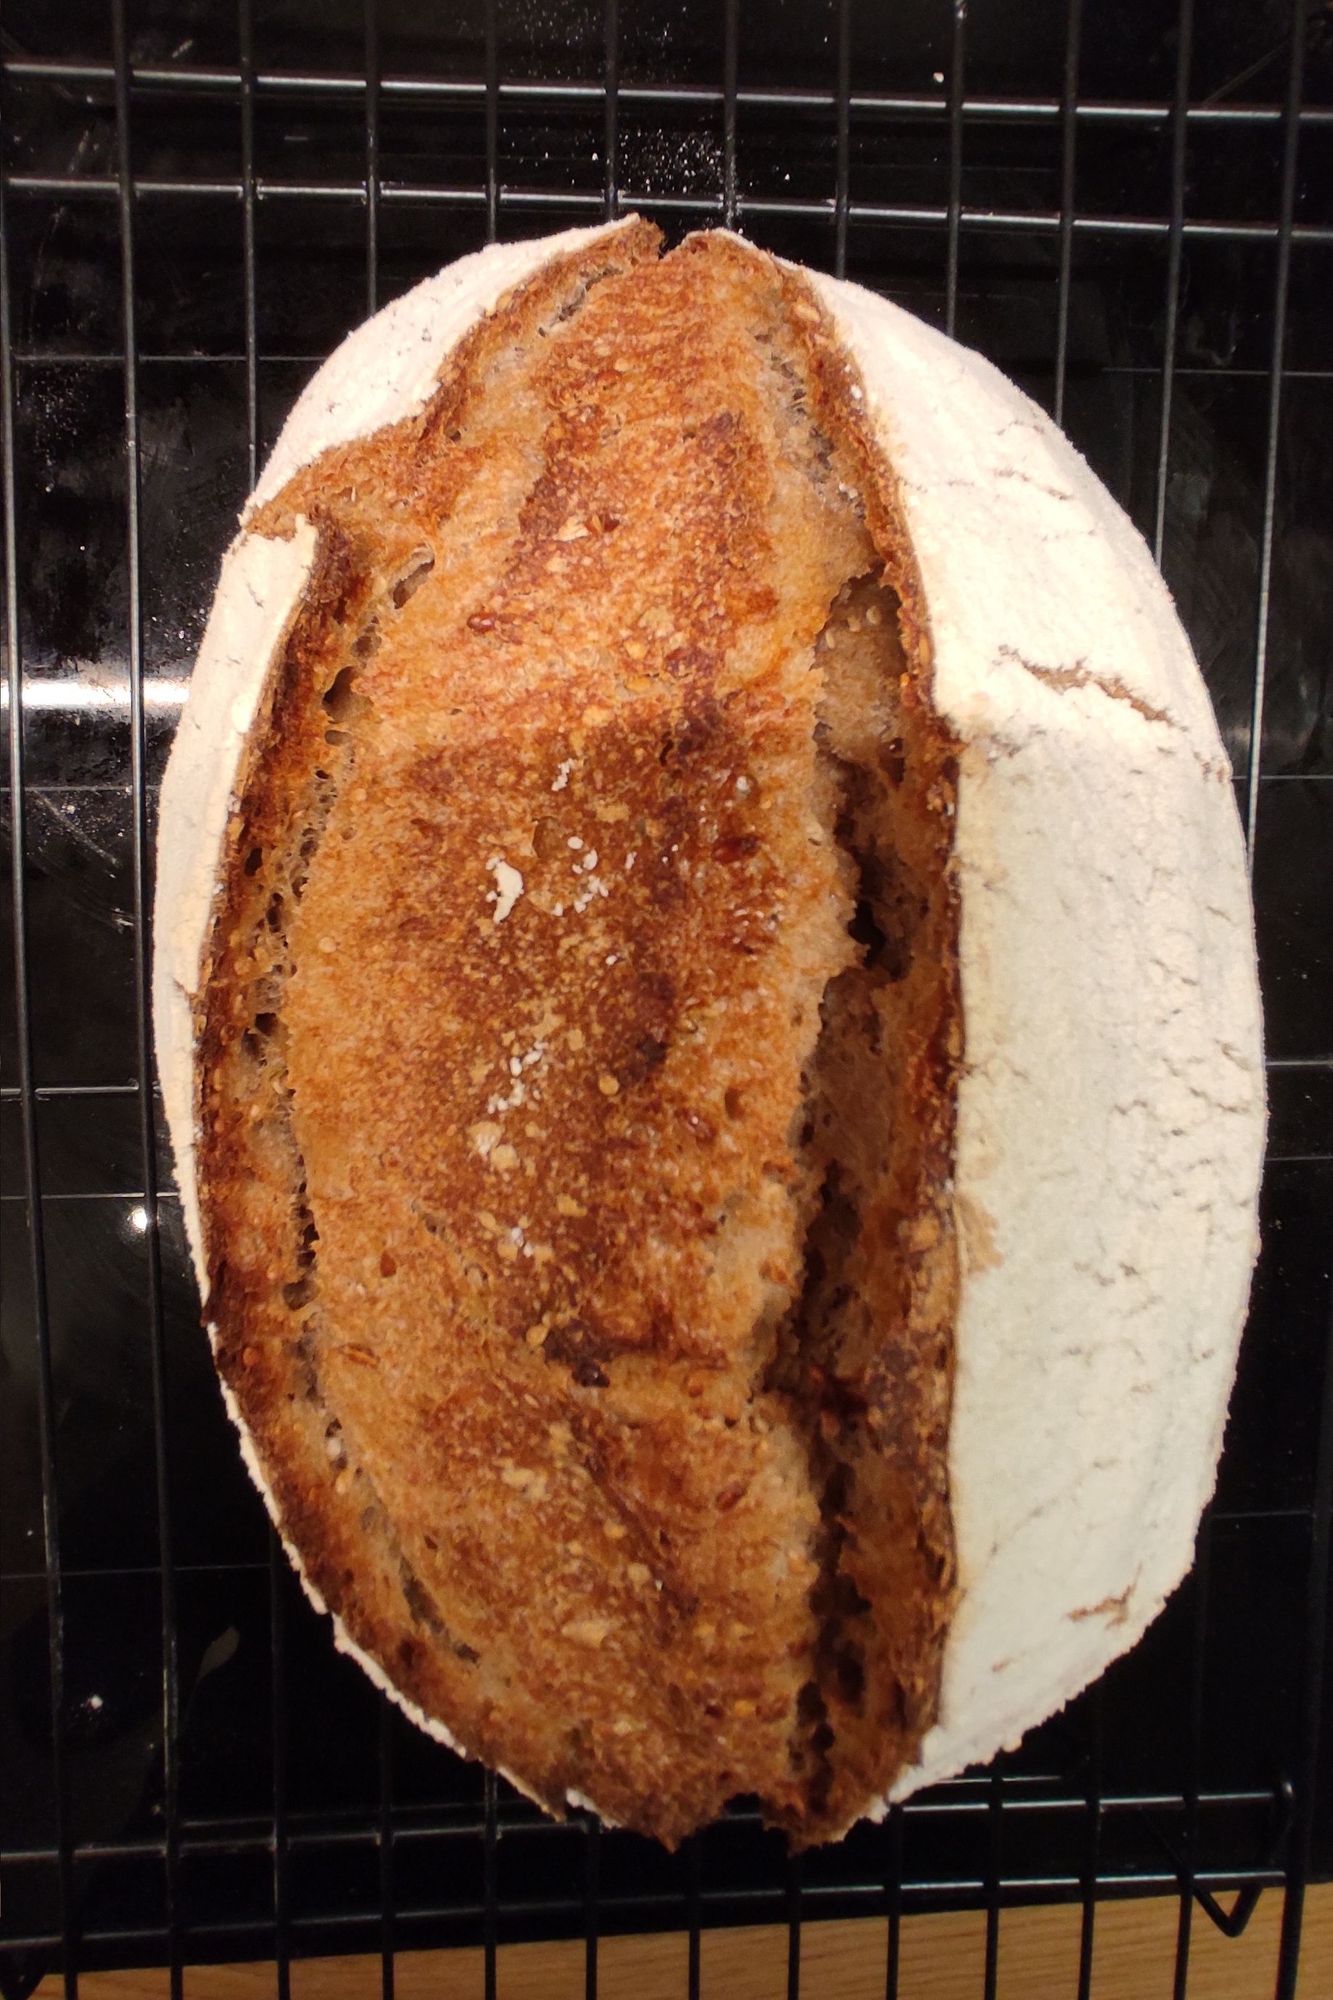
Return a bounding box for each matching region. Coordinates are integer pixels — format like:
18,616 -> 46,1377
33,1883 -> 1333,1998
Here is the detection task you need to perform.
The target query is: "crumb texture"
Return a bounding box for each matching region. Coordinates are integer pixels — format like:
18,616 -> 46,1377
192,229 -> 960,1844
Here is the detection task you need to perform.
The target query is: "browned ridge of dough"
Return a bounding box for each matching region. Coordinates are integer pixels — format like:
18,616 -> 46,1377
197,223 -> 961,1846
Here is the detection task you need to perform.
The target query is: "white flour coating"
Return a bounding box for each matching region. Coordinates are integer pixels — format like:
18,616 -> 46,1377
154,220 -> 1264,1830
488,857 -> 525,923
802,264 -> 1264,1811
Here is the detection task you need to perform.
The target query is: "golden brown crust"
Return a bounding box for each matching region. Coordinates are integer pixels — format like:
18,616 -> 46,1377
195,227 -> 960,1844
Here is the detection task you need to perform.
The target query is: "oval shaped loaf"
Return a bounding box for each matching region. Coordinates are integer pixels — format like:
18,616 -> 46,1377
154,218 -> 1264,1846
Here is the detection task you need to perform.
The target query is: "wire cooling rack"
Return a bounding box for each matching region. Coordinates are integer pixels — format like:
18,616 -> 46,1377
2,2 -> 1332,1996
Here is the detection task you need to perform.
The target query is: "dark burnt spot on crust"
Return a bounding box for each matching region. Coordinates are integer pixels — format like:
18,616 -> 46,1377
713,832 -> 761,864
659,700 -> 726,766
627,1034 -> 670,1080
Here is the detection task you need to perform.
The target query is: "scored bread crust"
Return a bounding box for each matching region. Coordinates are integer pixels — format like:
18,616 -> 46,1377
153,219 -> 660,1818
154,219 -> 1264,1834
795,267 -> 1265,1798
185,221 -> 963,1843
155,222 -> 629,1278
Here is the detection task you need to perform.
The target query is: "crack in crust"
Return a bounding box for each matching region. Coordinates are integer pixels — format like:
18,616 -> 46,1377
194,226 -> 961,1846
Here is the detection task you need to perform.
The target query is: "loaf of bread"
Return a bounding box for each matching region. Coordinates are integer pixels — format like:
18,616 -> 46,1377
154,219 -> 1265,1846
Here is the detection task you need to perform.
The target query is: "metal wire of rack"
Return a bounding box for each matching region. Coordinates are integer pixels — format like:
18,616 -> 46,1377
2,2 -> 1331,1997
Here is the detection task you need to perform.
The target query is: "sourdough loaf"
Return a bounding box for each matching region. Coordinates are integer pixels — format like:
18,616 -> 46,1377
154,218 -> 1264,1845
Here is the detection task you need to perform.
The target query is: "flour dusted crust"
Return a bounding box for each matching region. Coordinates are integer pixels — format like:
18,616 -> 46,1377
154,219 -> 1264,1841
796,269 -> 1264,1799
